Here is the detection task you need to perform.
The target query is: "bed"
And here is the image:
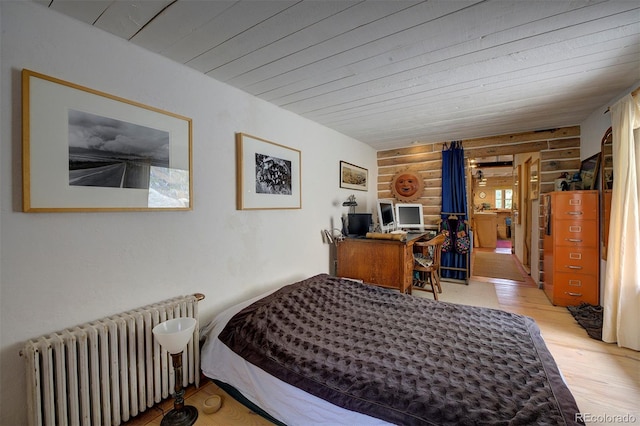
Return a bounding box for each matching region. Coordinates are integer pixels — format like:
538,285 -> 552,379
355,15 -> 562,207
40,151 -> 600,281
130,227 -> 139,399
201,274 -> 584,425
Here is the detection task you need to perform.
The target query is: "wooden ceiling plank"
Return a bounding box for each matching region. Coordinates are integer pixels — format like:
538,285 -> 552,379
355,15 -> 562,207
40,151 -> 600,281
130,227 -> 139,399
131,1 -> 238,53
270,49 -> 631,117
339,93 -> 606,148
269,24 -> 638,109
94,1 -> 174,40
48,0 -> 112,24
349,106 -> 591,149
207,1 -> 425,85
251,0 -> 579,100
219,1 -> 469,86
304,83 -> 629,148
160,1 -> 297,65
234,1 -> 637,101
301,48 -> 639,127
282,17 -> 639,116
187,1 -> 359,74
334,85 -> 609,127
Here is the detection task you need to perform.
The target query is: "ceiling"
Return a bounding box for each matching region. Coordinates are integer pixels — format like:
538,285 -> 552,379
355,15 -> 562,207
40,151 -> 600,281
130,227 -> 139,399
36,0 -> 640,151
471,155 -> 513,177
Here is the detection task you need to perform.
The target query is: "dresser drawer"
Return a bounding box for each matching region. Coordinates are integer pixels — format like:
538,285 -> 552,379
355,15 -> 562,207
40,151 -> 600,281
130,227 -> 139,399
553,272 -> 599,306
553,192 -> 598,220
554,246 -> 599,275
553,220 -> 598,247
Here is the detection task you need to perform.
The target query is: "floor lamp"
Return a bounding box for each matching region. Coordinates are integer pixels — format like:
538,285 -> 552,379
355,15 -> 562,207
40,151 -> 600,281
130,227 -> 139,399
152,317 -> 198,426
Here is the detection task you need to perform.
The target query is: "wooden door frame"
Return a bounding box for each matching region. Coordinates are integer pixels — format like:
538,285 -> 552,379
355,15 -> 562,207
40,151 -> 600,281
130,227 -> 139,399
522,157 -> 532,270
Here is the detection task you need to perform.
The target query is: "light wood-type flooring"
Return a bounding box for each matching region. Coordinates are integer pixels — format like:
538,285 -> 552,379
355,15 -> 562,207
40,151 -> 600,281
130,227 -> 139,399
127,246 -> 639,425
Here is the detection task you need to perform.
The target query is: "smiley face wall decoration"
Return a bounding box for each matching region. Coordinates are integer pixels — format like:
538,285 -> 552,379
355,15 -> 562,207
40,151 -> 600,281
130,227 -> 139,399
390,170 -> 424,202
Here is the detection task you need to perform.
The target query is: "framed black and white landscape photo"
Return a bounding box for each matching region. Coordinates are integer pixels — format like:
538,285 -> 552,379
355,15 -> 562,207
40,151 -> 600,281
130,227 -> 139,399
236,133 -> 301,210
22,69 -> 192,212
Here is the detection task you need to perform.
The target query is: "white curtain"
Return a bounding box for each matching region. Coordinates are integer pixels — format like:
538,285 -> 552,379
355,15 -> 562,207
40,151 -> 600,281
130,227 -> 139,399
602,93 -> 640,351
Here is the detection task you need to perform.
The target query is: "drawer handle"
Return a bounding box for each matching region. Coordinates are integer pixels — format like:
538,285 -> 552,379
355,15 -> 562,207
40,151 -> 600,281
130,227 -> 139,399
566,211 -> 583,215
566,238 -> 583,243
566,265 -> 583,270
565,292 -> 583,297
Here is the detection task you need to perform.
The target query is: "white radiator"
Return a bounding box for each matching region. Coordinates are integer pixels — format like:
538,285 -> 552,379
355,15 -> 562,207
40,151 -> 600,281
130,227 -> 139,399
21,293 -> 204,426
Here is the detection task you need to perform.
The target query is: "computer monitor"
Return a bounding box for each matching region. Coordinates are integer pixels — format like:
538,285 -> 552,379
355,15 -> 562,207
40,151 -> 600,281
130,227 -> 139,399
347,213 -> 372,237
395,203 -> 424,230
376,199 -> 396,232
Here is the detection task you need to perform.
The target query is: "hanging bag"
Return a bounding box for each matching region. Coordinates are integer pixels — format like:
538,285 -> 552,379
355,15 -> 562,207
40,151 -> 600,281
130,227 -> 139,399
455,220 -> 470,254
441,220 -> 453,252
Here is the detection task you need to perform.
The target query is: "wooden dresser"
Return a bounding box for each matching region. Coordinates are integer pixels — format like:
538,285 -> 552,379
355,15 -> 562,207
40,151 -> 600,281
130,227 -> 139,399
543,190 -> 599,307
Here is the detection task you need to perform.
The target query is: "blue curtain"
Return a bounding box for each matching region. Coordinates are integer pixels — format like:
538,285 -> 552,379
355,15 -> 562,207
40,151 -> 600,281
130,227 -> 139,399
441,141 -> 468,280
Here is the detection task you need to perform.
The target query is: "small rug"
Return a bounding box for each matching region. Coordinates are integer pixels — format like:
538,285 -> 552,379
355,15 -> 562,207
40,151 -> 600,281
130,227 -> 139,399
496,239 -> 512,249
414,279 -> 501,310
567,303 -> 603,340
473,251 -> 525,281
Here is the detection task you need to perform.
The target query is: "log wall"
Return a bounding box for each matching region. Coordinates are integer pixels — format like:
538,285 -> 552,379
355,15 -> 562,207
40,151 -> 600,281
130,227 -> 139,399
377,126 -> 581,225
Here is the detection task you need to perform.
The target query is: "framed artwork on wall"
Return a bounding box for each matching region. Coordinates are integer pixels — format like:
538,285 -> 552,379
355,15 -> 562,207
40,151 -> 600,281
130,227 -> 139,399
339,161 -> 368,191
236,132 -> 301,210
22,69 -> 192,212
579,152 -> 601,190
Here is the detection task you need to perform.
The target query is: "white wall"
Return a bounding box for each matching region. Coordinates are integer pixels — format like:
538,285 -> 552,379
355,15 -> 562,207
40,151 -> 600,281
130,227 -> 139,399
0,2 -> 377,424
580,81 -> 640,303
580,81 -> 639,160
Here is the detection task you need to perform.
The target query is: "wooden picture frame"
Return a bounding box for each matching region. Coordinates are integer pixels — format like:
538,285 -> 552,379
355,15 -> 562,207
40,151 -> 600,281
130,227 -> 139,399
236,133 -> 301,210
601,127 -> 613,191
340,161 -> 368,191
529,159 -> 539,200
22,69 -> 192,212
579,152 -> 601,190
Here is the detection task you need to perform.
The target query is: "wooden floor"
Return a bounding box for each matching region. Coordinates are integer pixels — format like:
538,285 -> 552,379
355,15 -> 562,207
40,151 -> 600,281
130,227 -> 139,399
473,247 -> 640,425
127,247 -> 640,425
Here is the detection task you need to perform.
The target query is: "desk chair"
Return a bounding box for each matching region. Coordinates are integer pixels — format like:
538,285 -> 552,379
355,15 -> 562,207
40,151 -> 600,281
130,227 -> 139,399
412,233 -> 446,300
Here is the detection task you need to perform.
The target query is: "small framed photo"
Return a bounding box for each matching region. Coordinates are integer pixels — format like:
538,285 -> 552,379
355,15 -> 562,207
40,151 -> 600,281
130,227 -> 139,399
340,161 -> 368,191
579,153 -> 601,190
22,69 -> 192,212
236,133 -> 301,210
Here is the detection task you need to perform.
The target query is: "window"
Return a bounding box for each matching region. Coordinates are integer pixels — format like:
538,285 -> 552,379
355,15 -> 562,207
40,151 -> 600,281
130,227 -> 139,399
495,189 -> 513,209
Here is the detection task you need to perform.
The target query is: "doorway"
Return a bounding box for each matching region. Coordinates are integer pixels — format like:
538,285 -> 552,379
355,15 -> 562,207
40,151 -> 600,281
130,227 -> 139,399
467,155 -> 515,250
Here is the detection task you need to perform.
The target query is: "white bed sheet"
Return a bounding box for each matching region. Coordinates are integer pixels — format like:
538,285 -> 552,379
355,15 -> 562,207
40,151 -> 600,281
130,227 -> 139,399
200,289 -> 391,426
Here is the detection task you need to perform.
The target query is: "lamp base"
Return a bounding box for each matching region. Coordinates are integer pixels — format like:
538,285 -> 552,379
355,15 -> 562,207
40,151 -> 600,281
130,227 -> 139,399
160,405 -> 198,426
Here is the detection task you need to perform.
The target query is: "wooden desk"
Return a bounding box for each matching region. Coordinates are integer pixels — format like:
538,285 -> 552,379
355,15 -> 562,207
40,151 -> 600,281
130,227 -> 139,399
336,232 -> 433,294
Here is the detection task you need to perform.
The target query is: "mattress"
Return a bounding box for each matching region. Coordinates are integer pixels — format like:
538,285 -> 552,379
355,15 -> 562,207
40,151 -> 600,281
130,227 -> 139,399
201,286 -> 388,425
201,274 -> 583,425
